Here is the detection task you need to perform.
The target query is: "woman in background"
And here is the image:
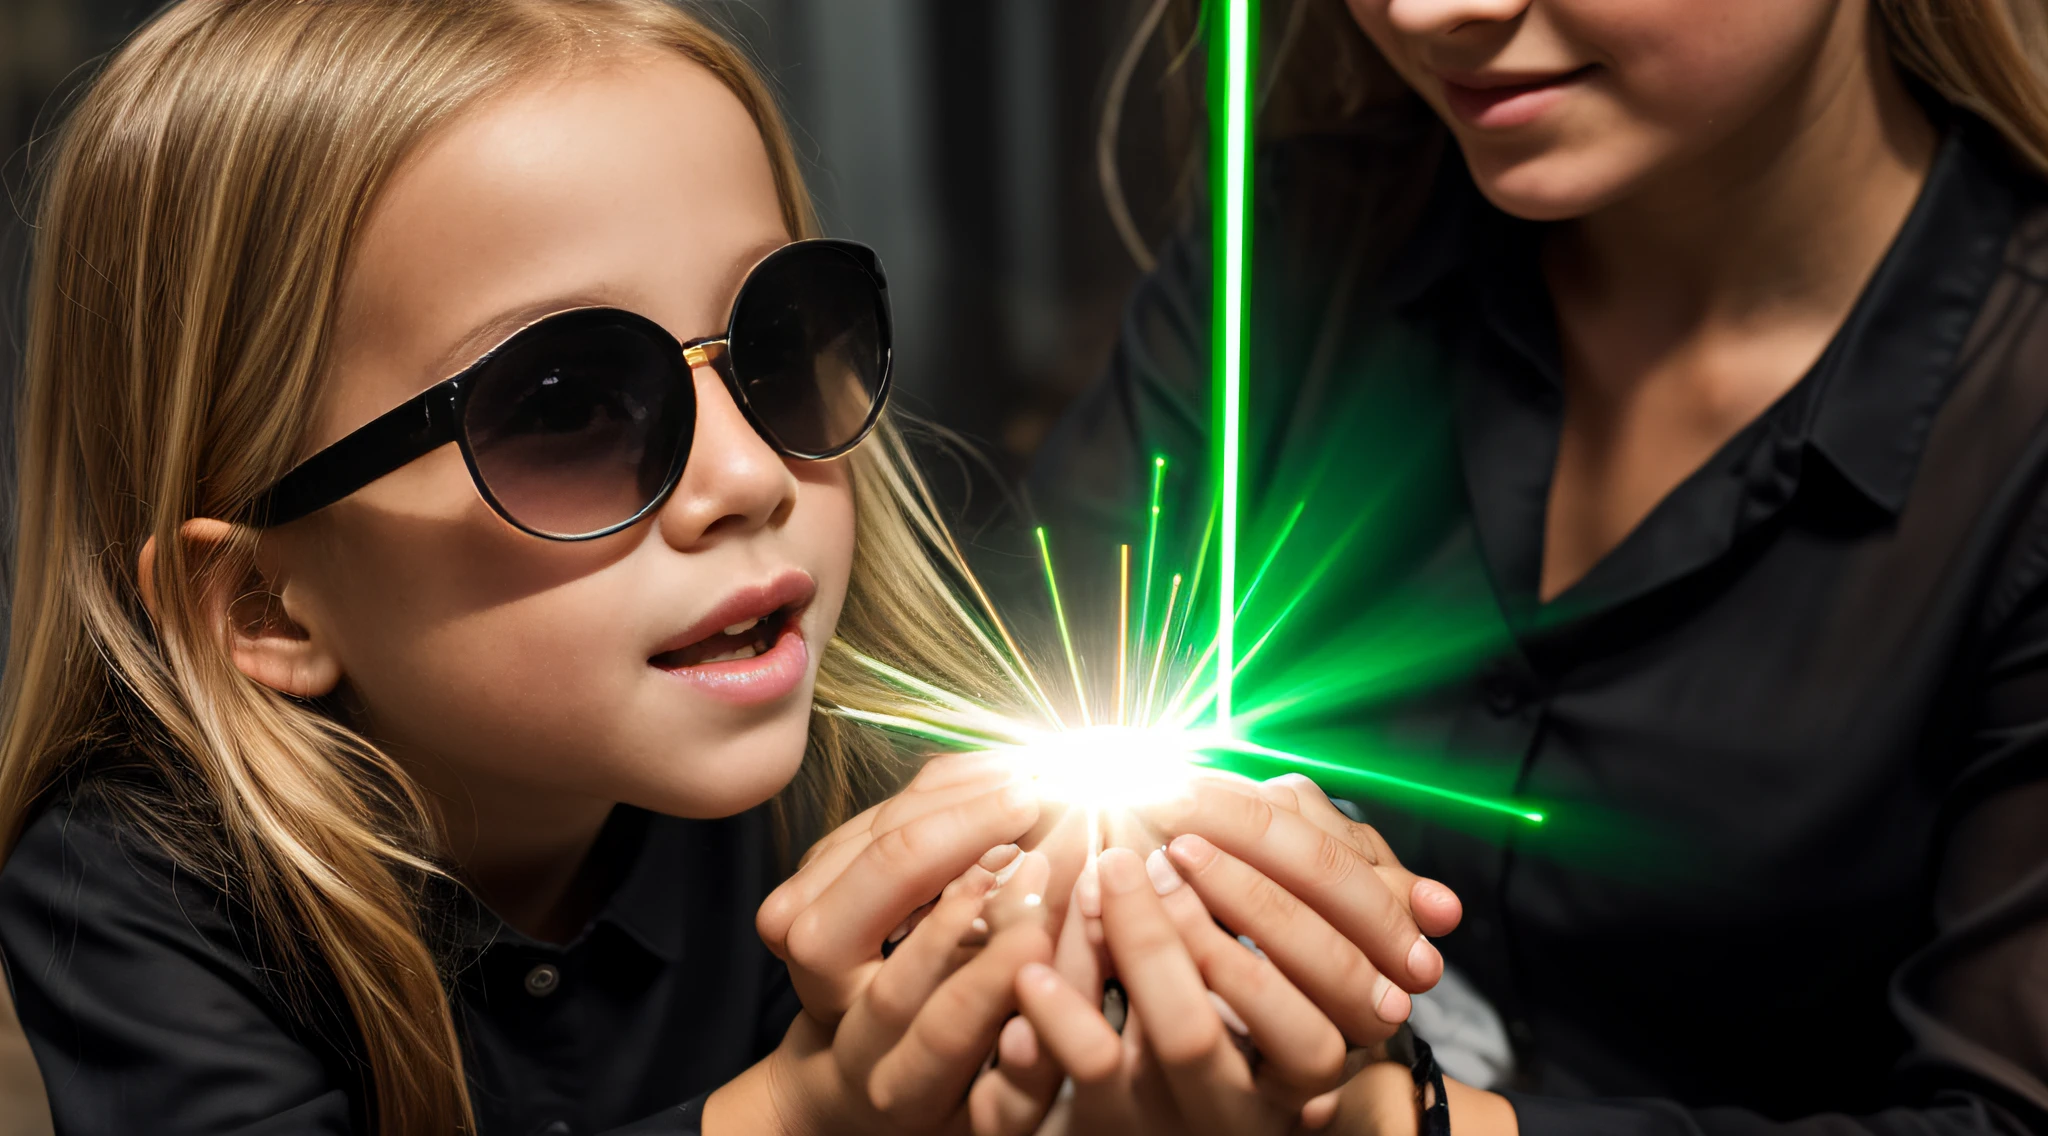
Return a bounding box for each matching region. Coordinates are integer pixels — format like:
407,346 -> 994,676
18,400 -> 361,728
1031,0 -> 2048,1132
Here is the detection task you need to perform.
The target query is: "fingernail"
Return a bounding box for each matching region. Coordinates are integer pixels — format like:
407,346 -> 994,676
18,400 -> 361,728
1145,847 -> 1184,895
886,917 -> 911,945
1020,961 -> 1060,994
1168,833 -> 1216,870
1096,847 -> 1144,894
971,917 -> 990,936
991,852 -> 1025,887
1235,933 -> 1267,960
1208,991 -> 1250,1036
1023,893 -> 1043,907
1408,936 -> 1441,979
1374,974 -> 1411,1023
1076,860 -> 1102,918
983,843 -> 1023,875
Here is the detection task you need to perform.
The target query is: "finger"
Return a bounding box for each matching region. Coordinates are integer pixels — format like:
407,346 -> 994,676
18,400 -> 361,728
759,756 -> 1021,949
968,1017 -> 1062,1136
1053,880 -> 1107,1001
1255,774 -> 1463,943
1147,779 -> 1439,992
1147,848 -> 1348,1103
868,915 -> 1055,1123
1014,962 -> 1139,1127
839,868 -> 997,1056
783,782 -> 1039,991
1094,847 -> 1249,1119
1166,832 -> 1408,1046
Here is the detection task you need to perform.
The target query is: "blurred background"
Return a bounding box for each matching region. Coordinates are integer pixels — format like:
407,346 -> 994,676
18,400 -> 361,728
0,0 -> 1204,510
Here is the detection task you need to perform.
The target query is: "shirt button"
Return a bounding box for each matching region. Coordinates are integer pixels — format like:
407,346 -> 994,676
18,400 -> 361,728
523,962 -> 561,998
538,1123 -> 572,1136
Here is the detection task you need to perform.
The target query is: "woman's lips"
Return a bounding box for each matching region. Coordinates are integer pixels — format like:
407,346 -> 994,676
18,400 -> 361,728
1439,66 -> 1595,130
653,619 -> 809,707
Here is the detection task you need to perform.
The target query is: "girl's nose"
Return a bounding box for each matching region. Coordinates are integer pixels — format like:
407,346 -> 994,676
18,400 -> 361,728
655,362 -> 798,550
1383,0 -> 1533,37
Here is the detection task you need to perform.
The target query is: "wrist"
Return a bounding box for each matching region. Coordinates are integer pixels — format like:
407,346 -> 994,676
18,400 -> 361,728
1443,1078 -> 1519,1136
705,1040 -> 816,1136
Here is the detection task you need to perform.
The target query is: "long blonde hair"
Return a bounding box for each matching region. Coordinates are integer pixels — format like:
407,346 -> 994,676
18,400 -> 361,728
0,1 -> 1013,1131
1104,0 -> 2048,271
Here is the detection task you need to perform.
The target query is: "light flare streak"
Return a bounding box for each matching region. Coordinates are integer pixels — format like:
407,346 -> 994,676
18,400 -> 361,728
818,0 -> 1543,835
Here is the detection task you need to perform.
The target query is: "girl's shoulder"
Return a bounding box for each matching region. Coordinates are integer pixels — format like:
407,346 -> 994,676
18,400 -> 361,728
0,772 -> 366,1131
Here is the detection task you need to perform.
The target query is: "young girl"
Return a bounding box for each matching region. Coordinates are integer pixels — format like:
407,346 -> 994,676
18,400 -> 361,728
1032,0 -> 2048,1133
0,2 -> 1463,1133
0,1 -> 1085,1131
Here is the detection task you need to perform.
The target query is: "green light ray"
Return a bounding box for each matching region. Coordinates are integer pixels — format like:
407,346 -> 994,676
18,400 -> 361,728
1137,456 -> 1167,671
1117,544 -> 1131,726
1142,572 -> 1184,727
1156,498 -> 1307,727
1036,526 -> 1093,727
1210,0 -> 1258,730
1200,738 -> 1545,824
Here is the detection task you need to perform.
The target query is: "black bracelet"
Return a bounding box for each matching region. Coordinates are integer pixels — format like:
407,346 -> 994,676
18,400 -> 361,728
1385,1025 -> 1451,1136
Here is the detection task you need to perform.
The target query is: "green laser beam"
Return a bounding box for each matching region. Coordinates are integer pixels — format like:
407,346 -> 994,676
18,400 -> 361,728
1036,526 -> 1093,727
1143,572 -> 1184,727
1200,738 -> 1545,824
1210,0 -> 1257,730
1137,456 -> 1167,691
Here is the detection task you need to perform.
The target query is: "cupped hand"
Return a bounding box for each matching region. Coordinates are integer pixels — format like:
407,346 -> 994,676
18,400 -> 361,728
1136,772 -> 1462,1046
765,850 -> 1058,1135
757,751 -> 1043,1021
979,846 -> 1352,1136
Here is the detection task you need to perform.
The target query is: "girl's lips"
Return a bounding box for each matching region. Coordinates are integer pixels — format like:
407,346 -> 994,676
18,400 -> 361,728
1439,66 -> 1595,130
652,621 -> 809,707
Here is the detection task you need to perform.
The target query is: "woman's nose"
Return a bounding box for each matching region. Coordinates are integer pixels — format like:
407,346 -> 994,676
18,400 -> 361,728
1382,0 -> 1532,37
655,363 -> 798,550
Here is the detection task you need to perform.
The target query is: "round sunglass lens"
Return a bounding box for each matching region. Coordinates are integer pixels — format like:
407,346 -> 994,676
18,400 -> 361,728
461,311 -> 691,538
727,244 -> 887,457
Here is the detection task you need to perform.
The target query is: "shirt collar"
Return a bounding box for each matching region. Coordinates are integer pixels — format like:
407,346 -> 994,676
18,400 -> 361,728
445,806 -> 769,966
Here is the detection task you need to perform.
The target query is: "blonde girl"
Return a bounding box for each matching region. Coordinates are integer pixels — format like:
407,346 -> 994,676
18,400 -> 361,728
0,2 -> 1469,1133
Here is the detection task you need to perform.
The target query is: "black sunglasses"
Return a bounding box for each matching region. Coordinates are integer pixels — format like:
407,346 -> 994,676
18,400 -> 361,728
249,238 -> 892,541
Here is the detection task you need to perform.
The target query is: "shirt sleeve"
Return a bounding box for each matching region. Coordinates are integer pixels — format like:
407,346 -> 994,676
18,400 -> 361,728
1504,531 -> 2048,1134
0,801 -> 359,1134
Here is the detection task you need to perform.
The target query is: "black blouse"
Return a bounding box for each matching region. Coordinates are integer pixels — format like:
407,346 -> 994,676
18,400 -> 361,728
0,786 -> 798,1134
1028,117 -> 2048,1133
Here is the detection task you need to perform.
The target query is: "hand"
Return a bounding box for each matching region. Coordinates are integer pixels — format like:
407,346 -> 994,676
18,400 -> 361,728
716,851 -> 1057,1136
985,846 -> 1352,1136
1138,773 -> 1464,1047
757,752 -> 1042,1021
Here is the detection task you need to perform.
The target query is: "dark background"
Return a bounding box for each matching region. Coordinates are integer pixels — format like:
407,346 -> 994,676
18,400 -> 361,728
0,0 -> 1200,499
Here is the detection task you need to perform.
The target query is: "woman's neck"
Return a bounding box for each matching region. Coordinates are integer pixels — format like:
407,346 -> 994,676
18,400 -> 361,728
1552,21 -> 1939,345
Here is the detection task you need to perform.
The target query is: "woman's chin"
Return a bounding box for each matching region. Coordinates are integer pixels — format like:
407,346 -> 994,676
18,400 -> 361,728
1460,143 -> 1642,223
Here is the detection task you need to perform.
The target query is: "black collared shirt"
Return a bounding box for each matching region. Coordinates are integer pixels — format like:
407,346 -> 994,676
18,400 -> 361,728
0,787 -> 798,1134
1029,117 -> 2048,1132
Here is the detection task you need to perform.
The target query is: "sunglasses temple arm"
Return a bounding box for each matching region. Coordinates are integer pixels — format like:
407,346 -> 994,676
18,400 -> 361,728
247,384 -> 463,527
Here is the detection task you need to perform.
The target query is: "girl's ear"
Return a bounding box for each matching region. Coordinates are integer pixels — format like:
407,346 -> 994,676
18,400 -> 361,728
137,518 -> 345,699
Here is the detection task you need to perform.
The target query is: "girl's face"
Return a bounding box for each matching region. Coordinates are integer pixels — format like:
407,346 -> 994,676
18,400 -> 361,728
264,53 -> 852,822
1345,0 -> 1877,219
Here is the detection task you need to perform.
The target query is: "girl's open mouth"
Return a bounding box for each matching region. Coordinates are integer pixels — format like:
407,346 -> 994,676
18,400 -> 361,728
649,593 -> 812,707
650,605 -> 796,668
